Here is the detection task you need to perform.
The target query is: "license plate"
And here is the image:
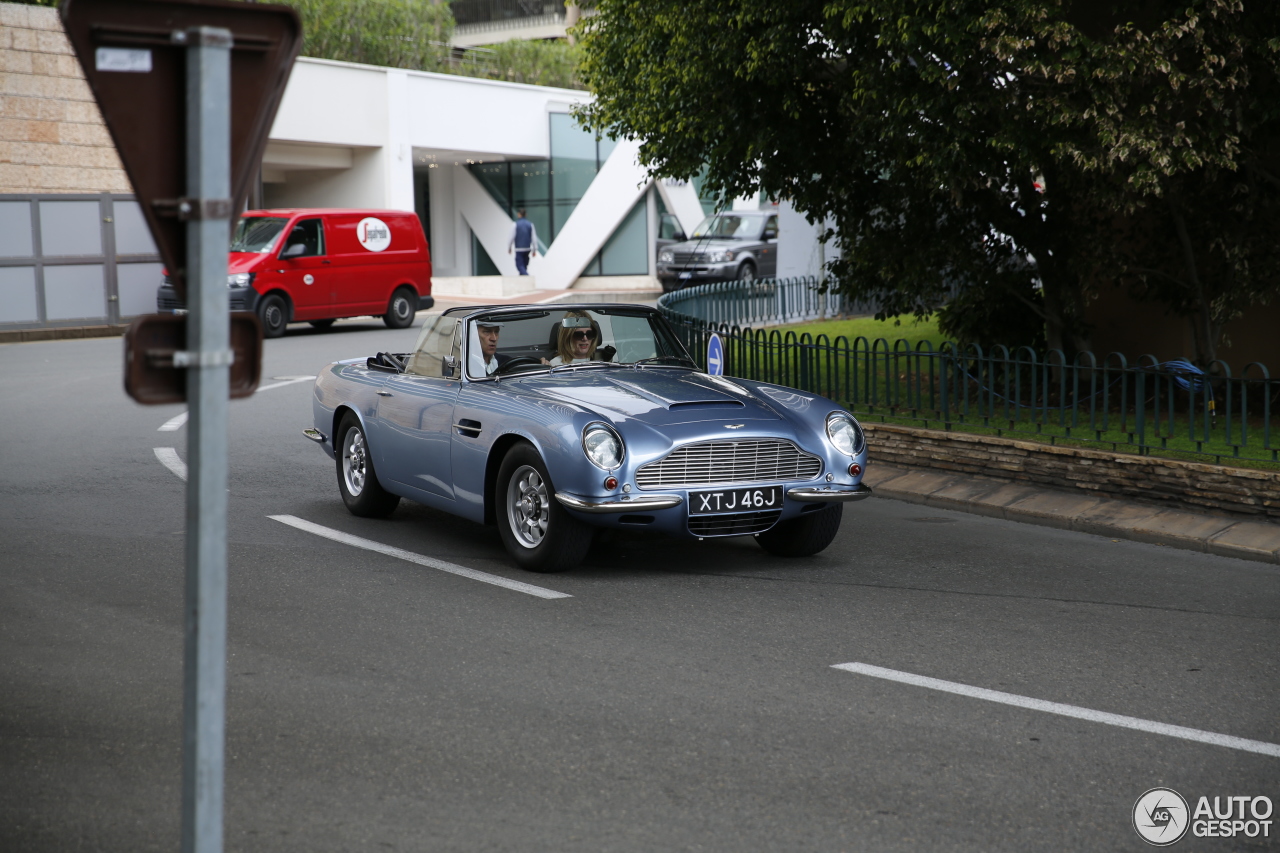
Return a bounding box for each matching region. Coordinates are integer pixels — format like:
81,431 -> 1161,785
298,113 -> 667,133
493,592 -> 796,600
690,485 -> 783,515
678,272 -> 693,279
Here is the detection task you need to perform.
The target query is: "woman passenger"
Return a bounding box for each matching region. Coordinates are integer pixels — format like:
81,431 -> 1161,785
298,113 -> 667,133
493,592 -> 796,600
546,311 -> 601,365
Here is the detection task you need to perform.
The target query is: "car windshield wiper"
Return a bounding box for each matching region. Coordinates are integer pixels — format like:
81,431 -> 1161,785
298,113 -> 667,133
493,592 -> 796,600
632,356 -> 697,368
548,361 -> 623,374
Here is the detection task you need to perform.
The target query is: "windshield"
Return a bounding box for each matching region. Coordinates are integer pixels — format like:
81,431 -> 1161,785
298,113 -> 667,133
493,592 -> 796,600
230,217 -> 288,253
462,308 -> 696,379
690,213 -> 765,240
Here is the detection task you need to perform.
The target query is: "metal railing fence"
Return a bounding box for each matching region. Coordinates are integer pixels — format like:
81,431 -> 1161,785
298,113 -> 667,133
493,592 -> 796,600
659,303 -> 1278,467
658,276 -> 870,328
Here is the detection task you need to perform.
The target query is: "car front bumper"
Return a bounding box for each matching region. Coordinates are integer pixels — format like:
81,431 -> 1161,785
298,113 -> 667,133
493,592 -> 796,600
555,482 -> 872,539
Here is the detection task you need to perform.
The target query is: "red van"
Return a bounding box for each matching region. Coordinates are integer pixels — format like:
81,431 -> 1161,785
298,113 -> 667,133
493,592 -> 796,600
156,208 -> 433,337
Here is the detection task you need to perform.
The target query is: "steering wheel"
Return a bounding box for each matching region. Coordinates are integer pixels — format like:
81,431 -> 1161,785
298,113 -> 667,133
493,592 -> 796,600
495,356 -> 543,375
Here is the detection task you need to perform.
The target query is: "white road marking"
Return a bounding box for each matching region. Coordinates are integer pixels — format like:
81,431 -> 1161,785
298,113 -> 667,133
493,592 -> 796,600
268,514 -> 572,600
832,662 -> 1280,758
155,376 -> 315,431
154,447 -> 187,481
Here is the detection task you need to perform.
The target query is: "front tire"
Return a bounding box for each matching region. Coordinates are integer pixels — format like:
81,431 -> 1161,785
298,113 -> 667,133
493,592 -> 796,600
496,444 -> 593,572
736,262 -> 757,285
258,294 -> 288,338
383,287 -> 416,329
756,503 -> 842,557
336,413 -> 400,518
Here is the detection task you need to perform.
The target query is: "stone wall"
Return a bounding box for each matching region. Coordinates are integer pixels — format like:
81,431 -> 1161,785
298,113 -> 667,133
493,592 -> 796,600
0,2 -> 130,194
863,421 -> 1280,520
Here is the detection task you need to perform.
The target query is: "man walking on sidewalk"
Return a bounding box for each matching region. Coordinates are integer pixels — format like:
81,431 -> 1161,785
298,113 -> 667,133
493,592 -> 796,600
508,208 -> 538,276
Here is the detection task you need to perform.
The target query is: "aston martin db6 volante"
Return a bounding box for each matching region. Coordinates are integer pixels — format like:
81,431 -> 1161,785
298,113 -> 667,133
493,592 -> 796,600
304,304 -> 872,572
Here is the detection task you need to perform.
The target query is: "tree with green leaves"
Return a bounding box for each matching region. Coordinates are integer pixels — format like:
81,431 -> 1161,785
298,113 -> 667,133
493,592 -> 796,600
280,0 -> 454,72
577,1 -> 1280,361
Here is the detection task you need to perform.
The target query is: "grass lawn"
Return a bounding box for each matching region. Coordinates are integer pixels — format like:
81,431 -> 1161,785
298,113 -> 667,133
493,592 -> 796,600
773,314 -> 947,350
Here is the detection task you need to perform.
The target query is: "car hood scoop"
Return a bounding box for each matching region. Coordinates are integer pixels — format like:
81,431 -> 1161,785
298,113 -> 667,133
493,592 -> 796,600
522,371 -> 780,425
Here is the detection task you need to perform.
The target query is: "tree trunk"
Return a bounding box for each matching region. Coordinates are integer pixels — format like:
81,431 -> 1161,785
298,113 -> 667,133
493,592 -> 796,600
1171,206 -> 1217,364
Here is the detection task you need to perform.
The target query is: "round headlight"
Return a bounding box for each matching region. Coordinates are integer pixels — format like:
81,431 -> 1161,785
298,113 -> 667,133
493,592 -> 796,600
659,250 -> 674,264
582,424 -> 623,470
826,413 -> 865,456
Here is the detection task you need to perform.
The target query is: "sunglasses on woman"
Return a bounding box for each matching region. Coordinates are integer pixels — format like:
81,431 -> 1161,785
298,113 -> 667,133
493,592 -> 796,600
571,329 -> 596,341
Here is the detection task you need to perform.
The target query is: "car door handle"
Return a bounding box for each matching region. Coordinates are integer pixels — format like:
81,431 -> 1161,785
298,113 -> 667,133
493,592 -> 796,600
453,419 -> 482,437
376,390 -> 393,397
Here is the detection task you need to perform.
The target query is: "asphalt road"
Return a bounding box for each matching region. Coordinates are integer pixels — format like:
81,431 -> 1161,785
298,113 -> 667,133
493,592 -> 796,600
2,317 -> 1278,852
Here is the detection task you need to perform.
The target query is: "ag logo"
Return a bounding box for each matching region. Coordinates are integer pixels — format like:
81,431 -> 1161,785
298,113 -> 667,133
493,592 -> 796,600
356,217 -> 391,252
1134,788 -> 1190,846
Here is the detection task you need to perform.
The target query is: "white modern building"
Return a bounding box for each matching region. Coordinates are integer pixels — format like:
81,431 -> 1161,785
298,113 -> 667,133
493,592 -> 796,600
260,56 -> 717,297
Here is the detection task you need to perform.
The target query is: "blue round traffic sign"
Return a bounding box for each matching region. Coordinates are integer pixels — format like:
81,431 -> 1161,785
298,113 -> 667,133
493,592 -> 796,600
706,333 -> 724,376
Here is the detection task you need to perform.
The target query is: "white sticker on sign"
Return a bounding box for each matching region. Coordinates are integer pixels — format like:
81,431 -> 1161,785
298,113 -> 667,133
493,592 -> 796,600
356,217 -> 392,252
95,48 -> 152,73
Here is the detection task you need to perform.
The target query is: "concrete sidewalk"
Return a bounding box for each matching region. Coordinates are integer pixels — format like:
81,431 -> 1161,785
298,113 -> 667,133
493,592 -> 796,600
863,464 -> 1280,566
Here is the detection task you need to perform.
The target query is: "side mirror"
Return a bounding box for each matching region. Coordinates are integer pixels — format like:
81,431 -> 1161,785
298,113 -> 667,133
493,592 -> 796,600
762,230 -> 777,242
441,355 -> 457,377
674,231 -> 686,242
280,243 -> 306,259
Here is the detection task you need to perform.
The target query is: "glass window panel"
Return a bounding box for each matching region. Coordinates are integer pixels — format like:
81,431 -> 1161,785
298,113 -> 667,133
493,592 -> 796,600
472,230 -> 500,275
113,200 -> 158,255
44,264 -> 106,320
471,162 -> 511,214
597,136 -> 618,166
598,199 -> 649,276
0,202 -> 33,258
0,266 -> 38,323
40,201 -> 103,257
117,262 -> 164,317
549,112 -> 596,161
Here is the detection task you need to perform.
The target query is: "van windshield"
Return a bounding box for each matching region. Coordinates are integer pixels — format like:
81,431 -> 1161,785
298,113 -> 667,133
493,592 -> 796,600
230,217 -> 288,253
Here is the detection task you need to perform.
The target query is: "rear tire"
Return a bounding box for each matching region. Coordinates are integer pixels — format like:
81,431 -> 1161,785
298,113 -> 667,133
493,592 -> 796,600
383,287 -> 416,329
496,443 -> 593,572
335,412 -> 400,518
258,294 -> 288,338
756,503 -> 842,557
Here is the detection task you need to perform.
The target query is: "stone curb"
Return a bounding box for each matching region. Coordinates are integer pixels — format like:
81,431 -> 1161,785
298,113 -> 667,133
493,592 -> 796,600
864,464 -> 1280,566
0,325 -> 129,344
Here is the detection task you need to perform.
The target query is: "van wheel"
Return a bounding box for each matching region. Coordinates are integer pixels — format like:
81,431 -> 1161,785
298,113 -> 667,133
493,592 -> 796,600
309,319 -> 335,330
383,287 -> 416,329
258,294 -> 288,338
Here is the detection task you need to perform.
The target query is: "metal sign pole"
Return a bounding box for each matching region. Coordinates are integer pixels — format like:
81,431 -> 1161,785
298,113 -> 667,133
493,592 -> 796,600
181,25 -> 233,853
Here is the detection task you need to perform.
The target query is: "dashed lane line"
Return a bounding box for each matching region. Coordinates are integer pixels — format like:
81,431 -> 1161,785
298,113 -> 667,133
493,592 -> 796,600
268,514 -> 572,600
154,447 -> 187,481
156,376 -> 315,431
832,662 -> 1280,758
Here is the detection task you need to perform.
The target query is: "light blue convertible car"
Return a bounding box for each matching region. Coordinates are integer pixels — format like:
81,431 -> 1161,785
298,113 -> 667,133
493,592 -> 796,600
304,303 -> 872,572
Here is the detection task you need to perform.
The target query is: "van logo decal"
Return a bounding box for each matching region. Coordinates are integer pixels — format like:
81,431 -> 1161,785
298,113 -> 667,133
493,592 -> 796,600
357,217 -> 392,252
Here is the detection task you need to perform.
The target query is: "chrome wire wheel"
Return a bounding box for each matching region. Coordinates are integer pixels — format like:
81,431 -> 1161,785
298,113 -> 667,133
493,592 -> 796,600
342,426 -> 369,497
506,464 -> 550,549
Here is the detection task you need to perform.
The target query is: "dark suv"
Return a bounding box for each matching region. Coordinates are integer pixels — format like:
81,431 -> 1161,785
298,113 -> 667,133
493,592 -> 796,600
656,211 -> 778,292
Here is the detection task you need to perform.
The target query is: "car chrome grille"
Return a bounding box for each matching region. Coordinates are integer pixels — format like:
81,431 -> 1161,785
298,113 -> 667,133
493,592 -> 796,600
672,251 -> 709,264
636,439 -> 822,489
689,509 -> 782,537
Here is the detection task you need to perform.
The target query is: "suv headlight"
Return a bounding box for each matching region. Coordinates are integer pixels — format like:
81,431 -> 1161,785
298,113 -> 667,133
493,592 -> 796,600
826,412 -> 865,456
582,423 -> 624,470
659,250 -> 674,264
709,250 -> 735,263
228,272 -> 254,289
